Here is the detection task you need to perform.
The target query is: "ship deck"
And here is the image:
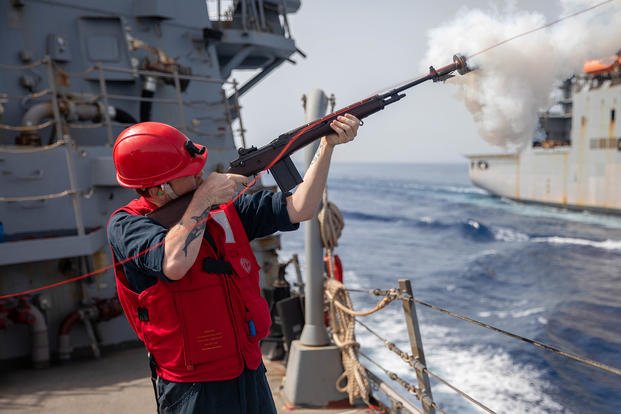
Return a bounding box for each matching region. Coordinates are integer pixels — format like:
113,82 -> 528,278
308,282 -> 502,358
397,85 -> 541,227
0,345 -> 372,414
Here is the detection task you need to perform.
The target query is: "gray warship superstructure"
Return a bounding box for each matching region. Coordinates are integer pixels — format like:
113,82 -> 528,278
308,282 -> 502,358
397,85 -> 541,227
467,53 -> 621,213
0,0 -> 302,366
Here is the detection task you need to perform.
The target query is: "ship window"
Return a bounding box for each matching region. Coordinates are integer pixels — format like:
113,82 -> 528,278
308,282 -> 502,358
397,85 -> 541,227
612,109 -> 616,122
609,138 -> 617,149
599,138 -> 607,148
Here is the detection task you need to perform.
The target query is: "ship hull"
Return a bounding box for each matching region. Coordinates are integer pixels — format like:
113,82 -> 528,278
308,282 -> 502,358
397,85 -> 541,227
468,146 -> 621,214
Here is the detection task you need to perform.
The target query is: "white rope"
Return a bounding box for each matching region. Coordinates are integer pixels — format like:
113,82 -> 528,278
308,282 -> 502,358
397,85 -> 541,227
318,189 -> 344,251
0,119 -> 55,132
0,140 -> 66,153
325,278 -> 372,405
318,188 -> 345,280
0,188 -> 93,202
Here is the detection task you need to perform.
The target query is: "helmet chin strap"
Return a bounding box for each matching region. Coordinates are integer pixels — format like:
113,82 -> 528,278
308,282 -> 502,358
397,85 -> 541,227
160,183 -> 179,200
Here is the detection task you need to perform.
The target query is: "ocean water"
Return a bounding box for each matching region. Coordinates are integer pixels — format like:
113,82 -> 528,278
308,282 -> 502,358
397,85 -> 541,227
278,162 -> 621,414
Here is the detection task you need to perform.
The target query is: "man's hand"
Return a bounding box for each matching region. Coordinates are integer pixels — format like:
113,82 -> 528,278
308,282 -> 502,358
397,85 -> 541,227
194,172 -> 249,206
164,172 -> 249,280
326,113 -> 359,147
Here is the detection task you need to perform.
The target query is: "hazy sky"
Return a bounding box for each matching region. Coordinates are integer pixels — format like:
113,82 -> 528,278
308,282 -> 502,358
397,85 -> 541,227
232,0 -> 567,163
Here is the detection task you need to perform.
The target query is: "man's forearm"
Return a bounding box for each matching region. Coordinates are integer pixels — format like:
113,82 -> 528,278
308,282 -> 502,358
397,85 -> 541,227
286,137 -> 334,223
162,195 -> 213,280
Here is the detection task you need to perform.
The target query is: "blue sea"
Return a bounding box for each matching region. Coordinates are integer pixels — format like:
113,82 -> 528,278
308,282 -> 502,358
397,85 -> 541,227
277,162 -> 621,414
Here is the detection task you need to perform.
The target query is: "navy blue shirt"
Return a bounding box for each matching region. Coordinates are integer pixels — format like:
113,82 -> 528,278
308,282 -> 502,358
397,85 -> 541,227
107,191 -> 298,293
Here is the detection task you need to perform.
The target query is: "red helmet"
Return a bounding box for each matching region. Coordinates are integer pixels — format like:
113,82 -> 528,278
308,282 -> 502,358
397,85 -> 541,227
113,122 -> 207,188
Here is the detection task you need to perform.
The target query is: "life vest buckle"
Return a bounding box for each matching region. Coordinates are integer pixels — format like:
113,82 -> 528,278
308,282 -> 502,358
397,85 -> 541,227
137,307 -> 150,322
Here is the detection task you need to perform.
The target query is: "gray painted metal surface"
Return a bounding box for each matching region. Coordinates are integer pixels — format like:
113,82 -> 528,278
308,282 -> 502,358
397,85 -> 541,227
300,89 -> 331,347
0,0 -> 300,363
283,341 -> 348,406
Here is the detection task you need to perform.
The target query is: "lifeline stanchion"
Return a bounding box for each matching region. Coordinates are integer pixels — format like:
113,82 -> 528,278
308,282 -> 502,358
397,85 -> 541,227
398,279 -> 435,414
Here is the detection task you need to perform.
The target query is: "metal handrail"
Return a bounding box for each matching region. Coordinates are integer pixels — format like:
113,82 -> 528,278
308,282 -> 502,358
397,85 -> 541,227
344,283 -> 621,413
365,363 -> 424,414
0,57 -> 245,144
0,60 -> 47,70
207,0 -> 293,37
64,65 -> 227,85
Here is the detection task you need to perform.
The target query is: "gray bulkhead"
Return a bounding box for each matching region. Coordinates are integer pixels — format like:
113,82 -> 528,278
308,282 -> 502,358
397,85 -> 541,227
0,0 -> 301,362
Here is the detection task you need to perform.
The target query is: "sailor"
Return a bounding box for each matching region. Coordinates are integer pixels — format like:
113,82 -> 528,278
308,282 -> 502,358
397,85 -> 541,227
107,116 -> 359,414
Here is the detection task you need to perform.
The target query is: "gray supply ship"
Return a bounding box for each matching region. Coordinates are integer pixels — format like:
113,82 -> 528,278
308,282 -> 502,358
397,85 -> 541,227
467,54 -> 621,213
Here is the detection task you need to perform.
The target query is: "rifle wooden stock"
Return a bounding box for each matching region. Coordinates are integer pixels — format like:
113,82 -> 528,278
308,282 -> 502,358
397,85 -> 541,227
146,192 -> 195,229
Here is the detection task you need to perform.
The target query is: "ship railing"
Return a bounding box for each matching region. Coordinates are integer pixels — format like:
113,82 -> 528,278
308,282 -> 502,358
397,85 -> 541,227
328,278 -> 621,414
0,58 -> 89,237
0,60 -> 56,137
69,63 -> 246,147
206,0 -> 293,39
0,58 -> 247,149
0,58 -> 245,248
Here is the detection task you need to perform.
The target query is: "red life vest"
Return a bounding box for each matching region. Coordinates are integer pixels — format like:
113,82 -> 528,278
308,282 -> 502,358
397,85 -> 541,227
110,196 -> 271,382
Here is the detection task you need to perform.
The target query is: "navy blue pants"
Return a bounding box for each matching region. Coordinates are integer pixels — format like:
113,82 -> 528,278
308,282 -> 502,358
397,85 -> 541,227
155,363 -> 277,414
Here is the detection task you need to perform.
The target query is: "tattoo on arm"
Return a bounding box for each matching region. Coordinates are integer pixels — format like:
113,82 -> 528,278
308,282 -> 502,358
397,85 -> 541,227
181,208 -> 211,256
310,141 -> 325,167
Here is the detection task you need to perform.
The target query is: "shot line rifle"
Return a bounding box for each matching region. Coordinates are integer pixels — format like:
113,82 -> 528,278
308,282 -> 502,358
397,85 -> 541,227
148,54 -> 472,227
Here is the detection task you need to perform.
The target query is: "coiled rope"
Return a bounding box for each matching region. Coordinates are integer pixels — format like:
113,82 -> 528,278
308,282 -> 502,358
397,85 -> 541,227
318,189 -> 344,279
318,189 -> 344,251
325,278 -> 401,405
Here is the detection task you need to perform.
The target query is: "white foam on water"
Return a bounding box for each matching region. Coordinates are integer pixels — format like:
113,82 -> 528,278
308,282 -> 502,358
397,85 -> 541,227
512,306 -> 546,318
360,308 -> 569,413
479,307 -> 546,319
481,248 -> 497,256
494,227 -> 530,242
531,236 -> 621,251
443,185 -> 488,195
429,345 -> 570,413
466,219 -> 481,229
490,226 -> 621,252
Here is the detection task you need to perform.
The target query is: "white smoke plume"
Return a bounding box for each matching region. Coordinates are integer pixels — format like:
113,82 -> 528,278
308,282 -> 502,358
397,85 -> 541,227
423,0 -> 621,148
